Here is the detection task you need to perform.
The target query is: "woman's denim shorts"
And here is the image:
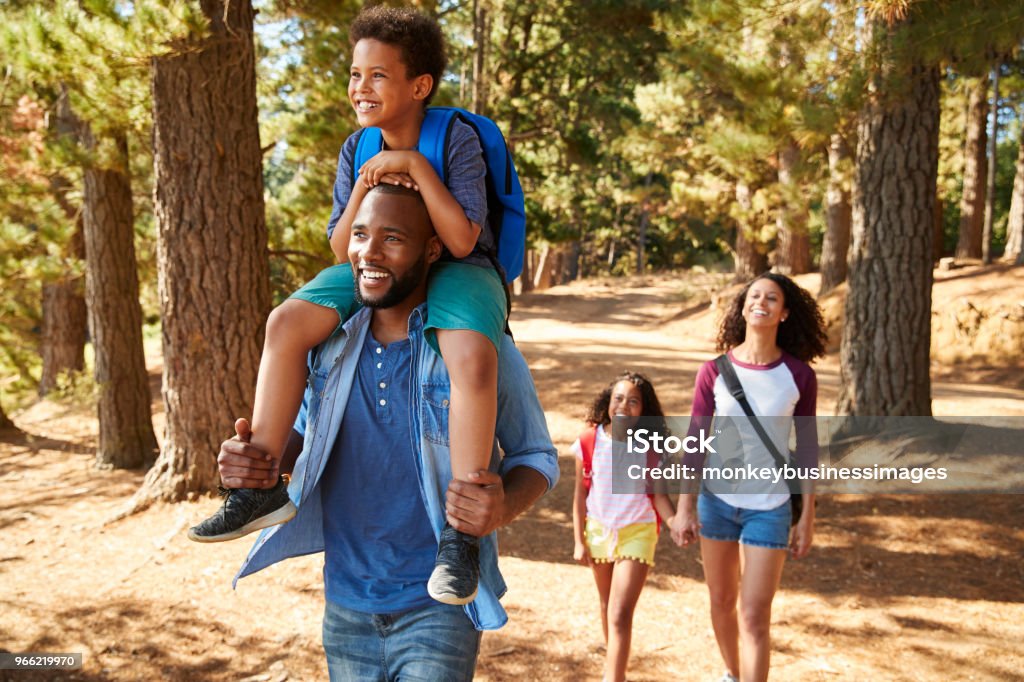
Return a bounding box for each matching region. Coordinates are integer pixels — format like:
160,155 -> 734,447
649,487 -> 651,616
697,491 -> 791,550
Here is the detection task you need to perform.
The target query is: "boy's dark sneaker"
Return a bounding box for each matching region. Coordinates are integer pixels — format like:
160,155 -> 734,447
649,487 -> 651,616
187,476 -> 297,543
427,522 -> 480,605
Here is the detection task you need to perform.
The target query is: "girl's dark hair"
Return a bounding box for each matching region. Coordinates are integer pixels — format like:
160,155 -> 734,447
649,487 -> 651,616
350,5 -> 447,105
585,371 -> 668,434
717,272 -> 828,363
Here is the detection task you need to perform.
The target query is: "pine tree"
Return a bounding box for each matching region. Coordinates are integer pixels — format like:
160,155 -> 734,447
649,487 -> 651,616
137,0 -> 271,504
39,92 -> 87,396
81,124 -> 158,468
1005,124 -> 1024,262
820,133 -> 853,295
819,4 -> 858,295
3,3 -> 173,467
838,0 -> 1024,416
955,75 -> 989,260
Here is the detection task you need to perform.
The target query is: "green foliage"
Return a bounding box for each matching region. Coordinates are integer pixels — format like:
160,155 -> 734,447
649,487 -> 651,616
484,0 -> 669,262
1,0 -> 1023,407
47,366 -> 98,405
255,0 -> 362,298
0,87 -> 70,397
0,0 -> 200,399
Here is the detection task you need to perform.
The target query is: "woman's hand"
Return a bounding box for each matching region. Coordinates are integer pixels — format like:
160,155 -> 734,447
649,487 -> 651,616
790,515 -> 814,559
573,541 -> 591,566
669,510 -> 700,547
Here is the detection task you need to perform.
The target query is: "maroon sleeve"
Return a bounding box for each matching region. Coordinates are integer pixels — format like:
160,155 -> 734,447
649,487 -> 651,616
684,360 -> 718,468
783,355 -> 819,469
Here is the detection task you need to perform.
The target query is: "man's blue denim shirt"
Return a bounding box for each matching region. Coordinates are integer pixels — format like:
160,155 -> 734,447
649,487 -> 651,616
233,304 -> 559,631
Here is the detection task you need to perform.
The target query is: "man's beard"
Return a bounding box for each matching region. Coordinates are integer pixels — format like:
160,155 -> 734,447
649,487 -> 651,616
353,256 -> 429,309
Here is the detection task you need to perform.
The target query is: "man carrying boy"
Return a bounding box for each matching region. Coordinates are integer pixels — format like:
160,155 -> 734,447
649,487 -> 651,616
221,184 -> 558,680
190,3 -> 508,609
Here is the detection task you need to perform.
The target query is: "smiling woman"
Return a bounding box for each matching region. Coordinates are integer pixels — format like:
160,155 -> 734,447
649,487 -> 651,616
670,272 -> 828,682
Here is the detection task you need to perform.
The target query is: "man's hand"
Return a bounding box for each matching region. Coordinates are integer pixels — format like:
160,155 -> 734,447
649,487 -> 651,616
445,469 -> 506,538
358,151 -> 424,188
217,418 -> 278,489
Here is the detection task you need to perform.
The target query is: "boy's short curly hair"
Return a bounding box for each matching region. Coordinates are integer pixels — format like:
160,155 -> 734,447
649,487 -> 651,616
349,5 -> 447,105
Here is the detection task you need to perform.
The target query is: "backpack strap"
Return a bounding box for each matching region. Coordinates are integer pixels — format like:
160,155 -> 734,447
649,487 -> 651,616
349,109 -> 456,184
352,127 -> 381,182
579,425 -> 598,493
714,354 -> 799,495
418,107 -> 458,183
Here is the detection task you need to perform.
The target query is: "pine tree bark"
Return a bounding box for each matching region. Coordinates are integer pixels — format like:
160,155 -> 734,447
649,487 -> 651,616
471,0 -> 490,115
518,248 -> 534,293
138,0 -> 271,503
40,93 -> 89,395
838,55 -> 940,417
775,141 -> 811,275
39,278 -> 87,396
933,196 -> 945,262
1001,117 -> 1024,263
819,134 -> 852,295
82,129 -> 158,469
955,75 -> 988,261
733,181 -> 768,282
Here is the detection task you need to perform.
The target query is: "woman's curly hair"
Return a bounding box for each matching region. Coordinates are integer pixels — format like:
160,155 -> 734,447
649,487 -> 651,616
350,5 -> 447,105
585,371 -> 668,434
717,272 -> 827,363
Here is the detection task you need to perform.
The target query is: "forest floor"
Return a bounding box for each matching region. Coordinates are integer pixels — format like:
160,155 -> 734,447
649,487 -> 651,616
1,264 -> 1023,681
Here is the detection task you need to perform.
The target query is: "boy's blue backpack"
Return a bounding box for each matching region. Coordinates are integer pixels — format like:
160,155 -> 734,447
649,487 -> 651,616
352,106 -> 526,282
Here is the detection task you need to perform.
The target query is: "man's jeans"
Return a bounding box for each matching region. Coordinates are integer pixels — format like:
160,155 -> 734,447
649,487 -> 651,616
323,599 -> 481,681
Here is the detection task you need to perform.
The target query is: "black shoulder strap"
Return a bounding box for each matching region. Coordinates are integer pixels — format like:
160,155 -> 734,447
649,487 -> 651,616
714,354 -> 789,471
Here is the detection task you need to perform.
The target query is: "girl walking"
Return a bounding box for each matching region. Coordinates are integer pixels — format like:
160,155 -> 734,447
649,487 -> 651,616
670,273 -> 827,682
572,372 -> 675,682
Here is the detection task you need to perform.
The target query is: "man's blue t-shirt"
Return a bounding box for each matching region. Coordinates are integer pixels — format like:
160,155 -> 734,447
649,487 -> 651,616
320,330 -> 437,613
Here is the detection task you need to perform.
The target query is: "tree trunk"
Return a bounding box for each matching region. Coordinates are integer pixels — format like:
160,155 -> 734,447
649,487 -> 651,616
955,75 -> 988,261
982,65 -> 1000,264
553,248 -> 566,286
636,172 -> 653,275
1004,121 -> 1024,263
775,141 -> 811,275
138,0 -> 271,505
566,240 -> 581,282
933,195 -> 945,262
39,279 -> 88,396
733,181 -> 768,282
533,245 -> 555,290
472,0 -> 490,115
40,92 -> 89,396
838,56 -> 940,417
517,248 -> 534,293
82,129 -> 158,469
819,134 -> 852,295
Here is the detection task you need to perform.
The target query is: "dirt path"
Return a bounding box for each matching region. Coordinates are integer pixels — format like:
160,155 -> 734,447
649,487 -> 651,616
2,269 -> 1023,681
